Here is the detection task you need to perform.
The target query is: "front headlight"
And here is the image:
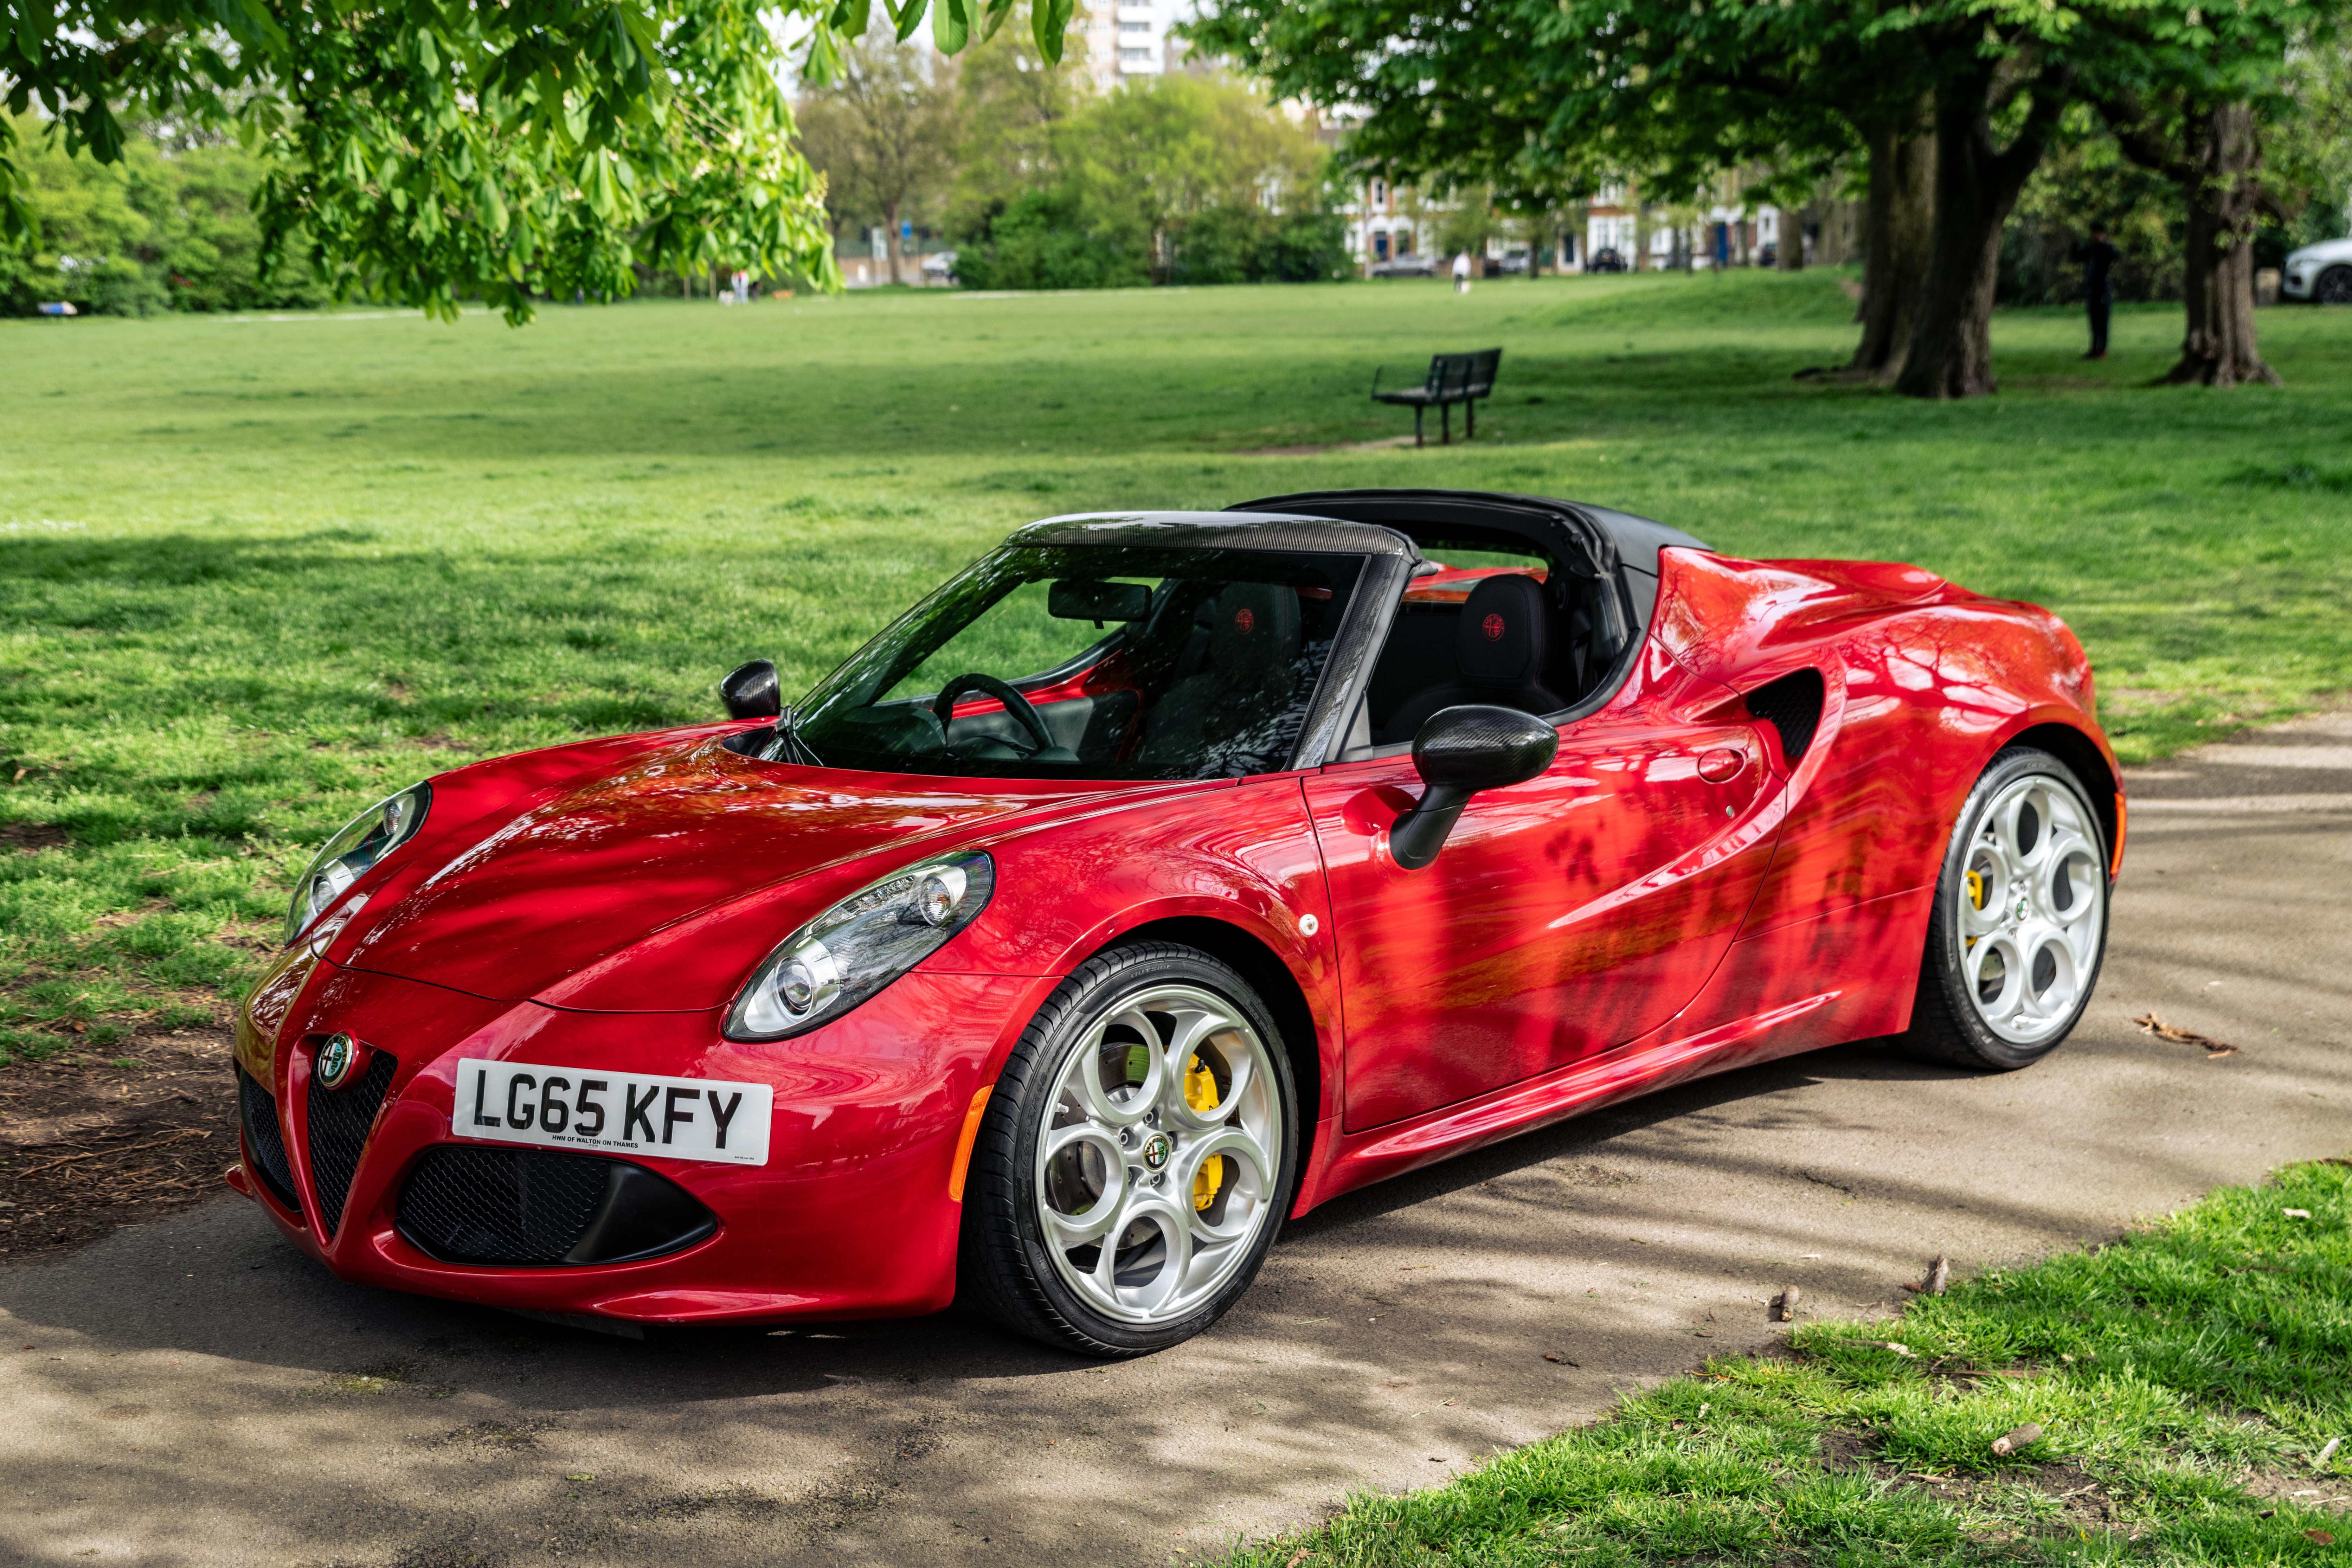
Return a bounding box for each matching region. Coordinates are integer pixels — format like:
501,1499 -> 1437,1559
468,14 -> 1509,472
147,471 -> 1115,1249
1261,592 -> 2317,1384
284,783 -> 433,944
726,852 -> 996,1041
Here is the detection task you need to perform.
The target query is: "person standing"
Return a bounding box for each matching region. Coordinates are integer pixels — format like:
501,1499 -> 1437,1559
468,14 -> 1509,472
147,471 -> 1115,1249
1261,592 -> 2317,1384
1452,250 -> 1472,294
2078,226 -> 2118,360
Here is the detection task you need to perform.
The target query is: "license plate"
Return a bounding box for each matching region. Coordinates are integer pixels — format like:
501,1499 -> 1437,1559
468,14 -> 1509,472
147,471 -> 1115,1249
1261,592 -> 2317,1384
452,1058 -> 771,1167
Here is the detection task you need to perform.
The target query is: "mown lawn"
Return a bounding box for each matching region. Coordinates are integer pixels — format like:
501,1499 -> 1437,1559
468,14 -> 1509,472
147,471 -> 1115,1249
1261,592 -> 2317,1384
1226,1158 -> 2352,1566
1,270 -> 2348,1059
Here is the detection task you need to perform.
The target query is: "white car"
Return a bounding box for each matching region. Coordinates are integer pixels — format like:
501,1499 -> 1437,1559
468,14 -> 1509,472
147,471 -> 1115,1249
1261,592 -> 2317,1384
2282,238 -> 2352,304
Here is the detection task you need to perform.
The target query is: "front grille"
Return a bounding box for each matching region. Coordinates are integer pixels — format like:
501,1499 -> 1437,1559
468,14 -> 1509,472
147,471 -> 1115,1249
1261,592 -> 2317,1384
398,1147 -> 613,1265
306,1048 -> 397,1238
397,1147 -> 718,1267
236,1067 -> 298,1210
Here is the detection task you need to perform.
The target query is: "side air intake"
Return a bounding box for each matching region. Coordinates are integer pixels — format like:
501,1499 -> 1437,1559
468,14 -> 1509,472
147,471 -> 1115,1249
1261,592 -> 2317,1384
237,1066 -> 299,1211
1745,669 -> 1825,766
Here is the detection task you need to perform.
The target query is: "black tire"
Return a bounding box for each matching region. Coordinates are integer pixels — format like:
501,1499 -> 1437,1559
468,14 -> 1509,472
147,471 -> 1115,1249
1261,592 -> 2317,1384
2318,267 -> 2352,306
956,941 -> 1299,1358
1899,747 -> 2112,1071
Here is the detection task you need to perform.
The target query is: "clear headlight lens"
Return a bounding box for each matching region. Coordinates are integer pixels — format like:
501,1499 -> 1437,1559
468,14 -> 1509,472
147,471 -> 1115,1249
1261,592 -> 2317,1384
284,783 -> 433,944
727,852 -> 995,1041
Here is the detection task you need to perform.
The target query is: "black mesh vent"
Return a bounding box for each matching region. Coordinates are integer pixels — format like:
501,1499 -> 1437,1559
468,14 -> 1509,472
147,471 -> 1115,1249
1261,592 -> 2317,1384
236,1066 -> 298,1211
397,1147 -> 614,1265
306,1048 -> 397,1238
1746,668 -> 1825,766
396,1147 -> 719,1267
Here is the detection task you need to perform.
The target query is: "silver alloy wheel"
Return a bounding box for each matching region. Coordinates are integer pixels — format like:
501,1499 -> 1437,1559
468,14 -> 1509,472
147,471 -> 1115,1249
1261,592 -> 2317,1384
1034,984 -> 1283,1327
1957,773 -> 2106,1045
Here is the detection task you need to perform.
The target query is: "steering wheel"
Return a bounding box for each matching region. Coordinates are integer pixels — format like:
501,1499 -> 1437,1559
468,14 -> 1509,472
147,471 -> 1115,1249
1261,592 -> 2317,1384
933,673 -> 1059,757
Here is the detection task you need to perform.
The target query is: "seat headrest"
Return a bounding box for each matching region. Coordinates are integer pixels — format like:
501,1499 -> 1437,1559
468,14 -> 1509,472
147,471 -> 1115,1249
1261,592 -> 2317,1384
1208,581 -> 1303,686
1456,573 -> 1550,686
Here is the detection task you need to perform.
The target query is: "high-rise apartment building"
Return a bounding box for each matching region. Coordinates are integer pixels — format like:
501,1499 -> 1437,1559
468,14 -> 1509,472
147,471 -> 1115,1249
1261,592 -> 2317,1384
1074,0 -> 1189,92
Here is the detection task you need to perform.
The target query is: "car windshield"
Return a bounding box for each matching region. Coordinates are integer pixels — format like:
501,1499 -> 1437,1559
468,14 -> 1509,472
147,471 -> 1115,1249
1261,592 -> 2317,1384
779,545 -> 1365,779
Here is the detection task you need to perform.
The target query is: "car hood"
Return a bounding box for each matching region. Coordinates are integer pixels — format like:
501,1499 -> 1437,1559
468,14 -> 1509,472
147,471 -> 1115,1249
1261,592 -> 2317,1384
2288,239 -> 2352,266
332,736 -> 1180,1012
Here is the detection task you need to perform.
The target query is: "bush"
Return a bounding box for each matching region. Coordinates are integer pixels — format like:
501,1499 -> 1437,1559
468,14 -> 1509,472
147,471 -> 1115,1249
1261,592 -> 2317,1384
1170,205 -> 1350,284
1,115 -> 334,317
951,191 -> 1147,290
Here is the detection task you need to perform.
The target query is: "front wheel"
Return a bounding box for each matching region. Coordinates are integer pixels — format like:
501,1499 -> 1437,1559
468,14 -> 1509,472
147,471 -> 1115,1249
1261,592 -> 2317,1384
2318,266 -> 2352,306
1900,747 -> 2111,1071
956,942 -> 1299,1357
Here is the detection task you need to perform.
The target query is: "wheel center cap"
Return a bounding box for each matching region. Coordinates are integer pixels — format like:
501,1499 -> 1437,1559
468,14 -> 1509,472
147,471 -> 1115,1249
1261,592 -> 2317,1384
2012,895 -> 2032,923
1140,1133 -> 1172,1172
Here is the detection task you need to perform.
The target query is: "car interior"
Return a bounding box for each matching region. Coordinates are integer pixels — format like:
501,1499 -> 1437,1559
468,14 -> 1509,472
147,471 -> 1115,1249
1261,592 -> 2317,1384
1341,527 -> 1631,755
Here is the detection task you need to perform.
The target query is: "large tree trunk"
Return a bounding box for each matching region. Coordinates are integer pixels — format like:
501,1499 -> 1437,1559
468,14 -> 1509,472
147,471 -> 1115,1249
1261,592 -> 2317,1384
1895,65 -> 2067,400
1850,110 -> 1935,381
2164,103 -> 2279,387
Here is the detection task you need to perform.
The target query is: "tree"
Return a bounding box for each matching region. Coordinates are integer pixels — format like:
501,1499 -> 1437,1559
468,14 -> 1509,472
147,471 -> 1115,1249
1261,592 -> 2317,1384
951,0 -> 1095,229
798,35 -> 960,284
949,71 -> 1339,288
0,111 -> 331,314
3,0 -> 1075,321
2080,1 -> 2331,386
1189,0 -> 2333,398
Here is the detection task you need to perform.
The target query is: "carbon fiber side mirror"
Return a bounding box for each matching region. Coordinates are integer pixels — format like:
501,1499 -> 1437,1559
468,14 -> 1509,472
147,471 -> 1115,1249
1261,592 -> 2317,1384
1390,705 -> 1560,869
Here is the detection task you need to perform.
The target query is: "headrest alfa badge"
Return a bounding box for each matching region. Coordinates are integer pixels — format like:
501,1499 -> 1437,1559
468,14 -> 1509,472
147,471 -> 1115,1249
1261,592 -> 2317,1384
316,1032 -> 358,1089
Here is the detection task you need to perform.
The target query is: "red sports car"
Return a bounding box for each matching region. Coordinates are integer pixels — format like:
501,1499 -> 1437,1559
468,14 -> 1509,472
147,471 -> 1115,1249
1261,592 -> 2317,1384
232,489 -> 2121,1355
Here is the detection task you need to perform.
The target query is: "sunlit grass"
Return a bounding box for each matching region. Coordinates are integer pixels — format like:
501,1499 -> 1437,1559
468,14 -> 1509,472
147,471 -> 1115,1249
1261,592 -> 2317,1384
1228,1159 -> 2352,1566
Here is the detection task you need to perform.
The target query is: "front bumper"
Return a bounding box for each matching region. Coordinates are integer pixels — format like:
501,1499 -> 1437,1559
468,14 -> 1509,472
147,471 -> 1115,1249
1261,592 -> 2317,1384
232,959 -> 1046,1324
2283,269 -> 2315,301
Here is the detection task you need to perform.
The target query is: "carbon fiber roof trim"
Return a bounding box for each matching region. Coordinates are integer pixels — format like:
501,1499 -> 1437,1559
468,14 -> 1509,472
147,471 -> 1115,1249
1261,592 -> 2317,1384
1006,511 -> 1422,558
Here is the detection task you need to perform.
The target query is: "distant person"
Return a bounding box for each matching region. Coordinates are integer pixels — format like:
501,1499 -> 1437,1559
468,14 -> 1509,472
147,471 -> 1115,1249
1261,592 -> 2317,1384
2077,226 -> 2118,360
1453,251 -> 1472,294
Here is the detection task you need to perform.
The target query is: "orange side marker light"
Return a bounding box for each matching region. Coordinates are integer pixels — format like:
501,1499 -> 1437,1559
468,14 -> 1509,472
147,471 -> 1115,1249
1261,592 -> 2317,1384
946,1084 -> 995,1202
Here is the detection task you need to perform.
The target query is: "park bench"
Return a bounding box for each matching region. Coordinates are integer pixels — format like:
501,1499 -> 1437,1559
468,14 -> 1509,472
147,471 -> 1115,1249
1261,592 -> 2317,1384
1371,347 -> 1503,447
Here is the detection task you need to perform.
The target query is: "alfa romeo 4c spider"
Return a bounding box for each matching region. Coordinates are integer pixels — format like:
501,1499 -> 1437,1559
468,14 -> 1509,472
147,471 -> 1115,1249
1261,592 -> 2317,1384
233,489 -> 2122,1356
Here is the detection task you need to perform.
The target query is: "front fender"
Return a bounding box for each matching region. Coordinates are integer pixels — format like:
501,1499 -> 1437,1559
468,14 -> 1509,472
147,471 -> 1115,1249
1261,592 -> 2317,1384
922,772 -> 1345,1130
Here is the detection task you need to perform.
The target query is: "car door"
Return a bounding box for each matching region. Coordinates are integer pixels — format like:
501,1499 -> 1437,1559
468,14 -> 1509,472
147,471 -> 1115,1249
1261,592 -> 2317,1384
1307,695 -> 1781,1133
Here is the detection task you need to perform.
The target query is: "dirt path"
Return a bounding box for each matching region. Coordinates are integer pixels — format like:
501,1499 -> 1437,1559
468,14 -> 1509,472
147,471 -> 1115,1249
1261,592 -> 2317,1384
4,714 -> 2348,1568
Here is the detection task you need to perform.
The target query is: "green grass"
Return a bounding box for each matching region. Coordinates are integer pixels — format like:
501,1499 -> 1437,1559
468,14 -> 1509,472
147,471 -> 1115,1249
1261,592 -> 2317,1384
1229,1159 -> 2352,1566
2,269 -> 2350,1062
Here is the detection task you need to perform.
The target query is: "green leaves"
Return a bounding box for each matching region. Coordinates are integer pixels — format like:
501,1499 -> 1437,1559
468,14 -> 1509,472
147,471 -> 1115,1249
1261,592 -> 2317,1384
1033,0 -> 1074,63
933,0 -> 969,54
4,0 -> 1071,322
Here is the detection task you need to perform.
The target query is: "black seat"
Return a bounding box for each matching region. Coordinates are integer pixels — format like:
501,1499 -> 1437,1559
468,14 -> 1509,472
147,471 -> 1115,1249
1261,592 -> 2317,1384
1136,582 -> 1304,767
1378,573 -> 1566,743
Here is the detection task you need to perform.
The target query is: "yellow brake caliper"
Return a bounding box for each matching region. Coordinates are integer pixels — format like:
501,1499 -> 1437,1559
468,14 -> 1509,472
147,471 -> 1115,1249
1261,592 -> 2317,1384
1185,1054 -> 1224,1211
1964,868 -> 1986,948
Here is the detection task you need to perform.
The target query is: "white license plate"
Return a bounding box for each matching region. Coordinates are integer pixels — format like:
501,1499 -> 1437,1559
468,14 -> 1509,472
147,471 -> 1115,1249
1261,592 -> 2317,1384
452,1058 -> 771,1167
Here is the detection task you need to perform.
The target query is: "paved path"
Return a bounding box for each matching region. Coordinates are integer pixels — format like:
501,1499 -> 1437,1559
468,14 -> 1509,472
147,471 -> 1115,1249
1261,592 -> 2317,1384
6,716 -> 2349,1568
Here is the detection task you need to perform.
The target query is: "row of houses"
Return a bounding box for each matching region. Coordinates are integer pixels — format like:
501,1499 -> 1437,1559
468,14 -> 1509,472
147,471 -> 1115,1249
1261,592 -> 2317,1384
1338,176 -> 1857,277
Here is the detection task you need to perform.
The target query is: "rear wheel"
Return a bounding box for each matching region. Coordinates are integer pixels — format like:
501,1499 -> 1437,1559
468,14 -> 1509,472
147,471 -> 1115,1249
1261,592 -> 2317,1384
1900,748 -> 2110,1071
957,942 -> 1298,1357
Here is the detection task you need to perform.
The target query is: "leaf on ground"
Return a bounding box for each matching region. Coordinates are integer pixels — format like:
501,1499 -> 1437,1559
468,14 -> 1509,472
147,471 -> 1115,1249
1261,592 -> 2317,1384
2131,1011 -> 2239,1056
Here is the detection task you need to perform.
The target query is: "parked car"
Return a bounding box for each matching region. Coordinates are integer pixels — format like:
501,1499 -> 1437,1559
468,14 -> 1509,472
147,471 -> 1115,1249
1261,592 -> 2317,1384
1587,248 -> 1627,273
921,250 -> 957,284
236,491 -> 2121,1357
2281,238 -> 2352,303
1369,256 -> 1438,278
1497,249 -> 1531,275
